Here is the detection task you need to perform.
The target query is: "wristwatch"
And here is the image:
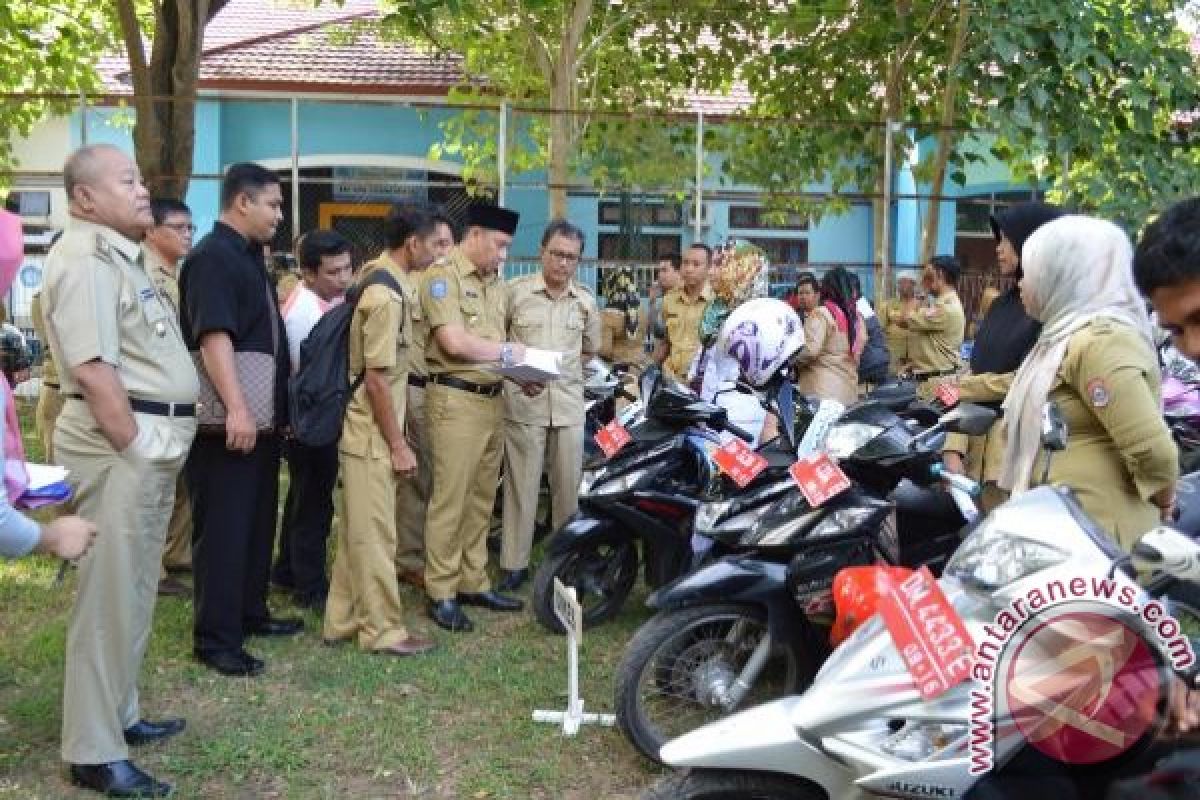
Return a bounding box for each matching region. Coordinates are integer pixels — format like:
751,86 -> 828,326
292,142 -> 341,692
499,342 -> 514,368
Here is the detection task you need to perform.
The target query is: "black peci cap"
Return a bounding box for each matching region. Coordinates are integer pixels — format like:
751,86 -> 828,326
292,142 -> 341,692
466,203 -> 520,235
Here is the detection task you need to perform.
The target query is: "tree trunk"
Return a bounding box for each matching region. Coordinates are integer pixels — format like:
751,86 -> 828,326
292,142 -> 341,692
115,0 -> 228,200
919,0 -> 970,265
547,67 -> 572,220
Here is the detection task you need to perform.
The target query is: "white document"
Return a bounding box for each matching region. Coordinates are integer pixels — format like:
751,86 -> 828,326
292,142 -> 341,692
492,347 -> 563,383
25,463 -> 69,490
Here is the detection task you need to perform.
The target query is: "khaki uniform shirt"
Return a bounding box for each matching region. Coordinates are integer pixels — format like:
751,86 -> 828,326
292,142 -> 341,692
144,246 -> 180,315
366,252 -> 430,379
30,293 -> 58,386
340,258 -> 410,459
660,285 -> 712,380
880,297 -> 916,365
504,273 -> 601,427
420,247 -> 508,386
794,306 -> 861,406
906,289 -> 965,374
42,218 -> 198,405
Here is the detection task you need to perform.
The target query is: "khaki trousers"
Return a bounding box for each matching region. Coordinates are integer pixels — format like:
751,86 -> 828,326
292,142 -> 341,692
395,384 -> 431,574
423,383 -> 502,600
323,451 -> 410,650
501,422 -> 583,571
35,383 -> 64,463
158,477 -> 192,579
58,401 -> 195,765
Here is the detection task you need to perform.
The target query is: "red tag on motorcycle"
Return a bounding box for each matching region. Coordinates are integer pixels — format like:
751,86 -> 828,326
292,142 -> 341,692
712,438 -> 768,488
935,382 -> 960,408
594,420 -> 632,458
877,566 -> 974,699
789,452 -> 852,507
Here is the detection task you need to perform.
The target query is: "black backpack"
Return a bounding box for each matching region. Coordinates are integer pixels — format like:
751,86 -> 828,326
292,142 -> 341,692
288,270 -> 403,447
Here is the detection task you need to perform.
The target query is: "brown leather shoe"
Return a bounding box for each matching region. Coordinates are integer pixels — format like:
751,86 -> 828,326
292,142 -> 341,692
157,576 -> 191,598
376,635 -> 435,658
397,568 -> 425,590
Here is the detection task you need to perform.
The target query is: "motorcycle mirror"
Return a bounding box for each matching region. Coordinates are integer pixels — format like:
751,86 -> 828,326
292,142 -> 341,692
939,403 -> 997,437
1040,402 -> 1068,452
640,364 -> 662,403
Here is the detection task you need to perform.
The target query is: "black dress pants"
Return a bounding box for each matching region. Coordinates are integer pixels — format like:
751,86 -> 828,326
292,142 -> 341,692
272,439 -> 339,599
188,432 -> 281,655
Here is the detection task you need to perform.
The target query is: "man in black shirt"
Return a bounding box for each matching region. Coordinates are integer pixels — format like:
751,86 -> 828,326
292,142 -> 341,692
179,163 -> 301,677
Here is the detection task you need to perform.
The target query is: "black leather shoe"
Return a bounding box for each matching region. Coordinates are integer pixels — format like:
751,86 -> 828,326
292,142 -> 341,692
244,616 -> 304,637
69,760 -> 173,797
195,649 -> 264,677
457,590 -> 524,612
496,569 -> 528,592
428,599 -> 474,632
123,718 -> 185,746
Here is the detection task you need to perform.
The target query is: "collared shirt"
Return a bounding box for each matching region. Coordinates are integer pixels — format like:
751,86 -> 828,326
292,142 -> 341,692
504,272 -> 601,427
660,284 -> 712,380
365,251 -> 430,378
420,247 -> 508,386
906,289 -> 965,373
341,259 -> 410,459
30,293 -> 58,386
42,217 -> 198,404
179,221 -> 290,424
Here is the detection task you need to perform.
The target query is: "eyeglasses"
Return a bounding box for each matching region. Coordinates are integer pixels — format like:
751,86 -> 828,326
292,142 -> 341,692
545,249 -> 581,264
164,223 -> 196,234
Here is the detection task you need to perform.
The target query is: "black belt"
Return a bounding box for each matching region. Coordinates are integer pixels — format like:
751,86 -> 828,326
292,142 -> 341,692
429,374 -> 502,397
44,382 -> 59,390
906,367 -> 960,380
65,393 -> 196,418
408,374 -> 427,388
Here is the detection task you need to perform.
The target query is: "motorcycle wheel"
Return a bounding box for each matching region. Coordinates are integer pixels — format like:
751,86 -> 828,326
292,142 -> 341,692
616,604 -> 812,764
641,769 -> 825,800
531,532 -> 639,634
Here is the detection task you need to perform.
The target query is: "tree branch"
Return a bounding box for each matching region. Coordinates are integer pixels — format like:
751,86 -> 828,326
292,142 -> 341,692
114,0 -> 149,93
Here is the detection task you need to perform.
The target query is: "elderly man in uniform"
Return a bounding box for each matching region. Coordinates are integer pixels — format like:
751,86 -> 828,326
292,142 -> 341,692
895,255 -> 965,383
322,210 -> 436,657
498,220 -> 601,591
420,204 -> 531,632
375,206 -> 456,591
44,144 -> 198,798
143,197 -> 196,598
653,242 -> 712,382
879,268 -> 921,371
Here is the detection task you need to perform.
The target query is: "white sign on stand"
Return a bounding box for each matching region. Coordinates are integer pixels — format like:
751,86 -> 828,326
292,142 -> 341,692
532,578 -> 616,735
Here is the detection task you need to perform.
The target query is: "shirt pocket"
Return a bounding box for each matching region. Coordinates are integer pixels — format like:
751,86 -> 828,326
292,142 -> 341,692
459,296 -> 484,330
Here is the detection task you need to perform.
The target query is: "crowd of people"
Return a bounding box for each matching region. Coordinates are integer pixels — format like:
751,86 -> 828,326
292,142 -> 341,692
5,140 -> 1200,796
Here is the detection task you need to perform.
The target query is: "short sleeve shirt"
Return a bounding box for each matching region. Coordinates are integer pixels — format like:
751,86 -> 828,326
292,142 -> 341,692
179,221 -> 290,424
503,273 -> 601,427
341,260 -> 410,459
661,285 -> 712,380
366,251 -> 430,379
420,247 -> 507,386
42,217 -> 198,404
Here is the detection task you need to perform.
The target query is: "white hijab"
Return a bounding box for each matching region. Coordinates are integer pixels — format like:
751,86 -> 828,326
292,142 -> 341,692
998,215 -> 1154,493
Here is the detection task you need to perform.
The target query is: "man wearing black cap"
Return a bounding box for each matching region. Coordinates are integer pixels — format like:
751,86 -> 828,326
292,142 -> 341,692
419,203 -> 529,631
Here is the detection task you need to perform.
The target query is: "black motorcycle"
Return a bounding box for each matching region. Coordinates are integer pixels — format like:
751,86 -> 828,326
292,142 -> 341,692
613,401 -> 996,762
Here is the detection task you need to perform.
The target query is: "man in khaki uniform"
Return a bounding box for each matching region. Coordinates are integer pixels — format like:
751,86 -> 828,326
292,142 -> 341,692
373,206 -> 456,591
47,144 -> 198,798
898,256 -> 965,384
654,243 -> 712,382
499,220 -> 601,591
879,269 -> 920,370
322,235 -> 435,658
31,292 -> 63,462
143,197 -> 196,597
421,204 -> 530,632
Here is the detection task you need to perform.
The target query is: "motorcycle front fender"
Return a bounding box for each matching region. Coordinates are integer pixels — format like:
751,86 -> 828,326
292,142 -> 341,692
658,697 -> 854,796
543,513 -> 619,557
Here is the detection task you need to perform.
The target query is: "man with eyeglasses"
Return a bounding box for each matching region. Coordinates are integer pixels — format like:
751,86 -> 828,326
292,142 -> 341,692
143,197 -> 197,598
497,219 -> 601,591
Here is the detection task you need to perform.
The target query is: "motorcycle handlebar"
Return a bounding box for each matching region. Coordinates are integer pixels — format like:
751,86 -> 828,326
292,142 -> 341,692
930,463 -> 981,497
722,420 -> 756,443
617,387 -> 637,403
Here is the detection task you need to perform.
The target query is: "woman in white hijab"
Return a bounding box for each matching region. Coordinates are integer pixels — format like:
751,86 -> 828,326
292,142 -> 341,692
999,215 -> 1178,549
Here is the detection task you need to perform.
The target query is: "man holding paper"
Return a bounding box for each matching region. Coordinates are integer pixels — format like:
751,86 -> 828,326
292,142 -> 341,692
498,220 -> 601,591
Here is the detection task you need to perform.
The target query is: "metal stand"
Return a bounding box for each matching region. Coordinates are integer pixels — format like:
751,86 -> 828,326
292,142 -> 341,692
532,579 -> 616,735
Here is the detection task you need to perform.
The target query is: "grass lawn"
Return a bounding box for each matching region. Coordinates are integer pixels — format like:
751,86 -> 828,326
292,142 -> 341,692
0,401 -> 664,798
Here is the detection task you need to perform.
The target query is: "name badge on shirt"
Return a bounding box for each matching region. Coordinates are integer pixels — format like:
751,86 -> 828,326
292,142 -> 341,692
141,289 -> 171,337
465,289 -> 480,299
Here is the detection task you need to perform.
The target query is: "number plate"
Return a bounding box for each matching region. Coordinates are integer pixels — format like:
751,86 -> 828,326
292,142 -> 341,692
877,566 -> 974,699
594,420 -> 632,458
789,452 -> 852,507
712,438 -> 768,488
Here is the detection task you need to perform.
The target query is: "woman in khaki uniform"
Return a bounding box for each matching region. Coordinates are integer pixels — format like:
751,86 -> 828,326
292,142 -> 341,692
794,267 -> 864,406
999,215 -> 1177,550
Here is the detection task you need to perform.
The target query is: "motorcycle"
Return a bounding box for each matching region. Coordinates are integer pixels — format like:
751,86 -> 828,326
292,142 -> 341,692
642,405 -> 1200,799
614,402 -> 995,762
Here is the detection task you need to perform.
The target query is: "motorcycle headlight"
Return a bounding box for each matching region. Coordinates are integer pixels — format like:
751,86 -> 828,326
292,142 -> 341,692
824,422 -> 884,459
944,521 -> 1068,590
581,465 -> 655,497
694,499 -> 735,534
